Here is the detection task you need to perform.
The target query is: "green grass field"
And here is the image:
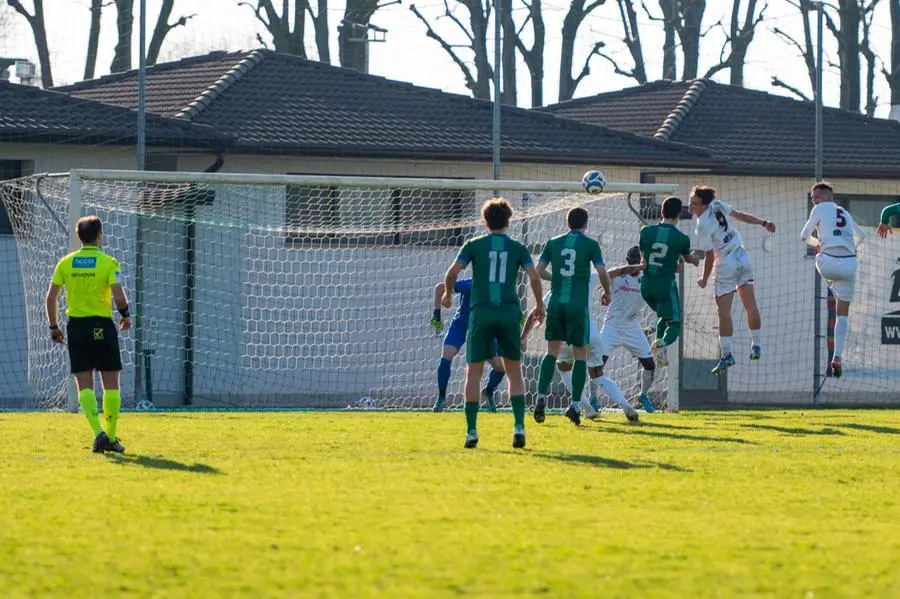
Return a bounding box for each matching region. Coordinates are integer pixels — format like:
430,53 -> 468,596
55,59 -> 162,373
2,409 -> 900,598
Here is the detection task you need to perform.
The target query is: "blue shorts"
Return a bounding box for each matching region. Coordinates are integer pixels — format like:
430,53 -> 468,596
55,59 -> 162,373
443,318 -> 499,355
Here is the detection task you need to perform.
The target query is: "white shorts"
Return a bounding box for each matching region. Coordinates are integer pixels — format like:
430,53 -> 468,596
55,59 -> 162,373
816,253 -> 857,302
557,322 -> 604,368
599,320 -> 652,360
714,246 -> 754,297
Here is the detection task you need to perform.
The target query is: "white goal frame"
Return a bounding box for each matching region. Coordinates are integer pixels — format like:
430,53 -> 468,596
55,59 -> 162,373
65,169 -> 681,412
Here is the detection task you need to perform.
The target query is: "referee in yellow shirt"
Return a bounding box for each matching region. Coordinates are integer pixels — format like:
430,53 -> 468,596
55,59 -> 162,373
46,216 -> 132,453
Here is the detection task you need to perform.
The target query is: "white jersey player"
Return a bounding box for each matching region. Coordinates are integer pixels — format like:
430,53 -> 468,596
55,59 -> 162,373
800,181 -> 866,378
599,246 -> 656,412
688,185 -> 777,376
521,273 -> 638,423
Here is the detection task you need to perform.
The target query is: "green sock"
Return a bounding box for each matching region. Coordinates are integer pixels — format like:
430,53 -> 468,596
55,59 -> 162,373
104,389 -> 122,442
571,360 -> 587,406
78,388 -> 102,436
655,317 -> 666,340
464,401 -> 479,433
537,354 -> 557,395
663,321 -> 682,346
510,395 -> 525,428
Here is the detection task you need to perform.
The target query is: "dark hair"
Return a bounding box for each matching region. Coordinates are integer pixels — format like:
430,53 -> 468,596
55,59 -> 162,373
811,181 -> 834,194
481,197 -> 513,231
567,207 -> 588,230
690,185 -> 716,205
661,196 -> 683,220
626,245 -> 641,265
76,215 -> 102,244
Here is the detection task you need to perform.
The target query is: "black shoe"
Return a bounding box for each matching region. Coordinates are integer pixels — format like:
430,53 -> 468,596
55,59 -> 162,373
626,410 -> 640,423
533,398 -> 546,423
106,437 -> 125,453
512,425 -> 526,449
464,431 -> 479,449
92,431 -> 110,453
564,404 -> 581,426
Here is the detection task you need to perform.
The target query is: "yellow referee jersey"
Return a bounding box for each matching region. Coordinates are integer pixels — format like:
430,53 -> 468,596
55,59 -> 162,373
51,246 -> 122,318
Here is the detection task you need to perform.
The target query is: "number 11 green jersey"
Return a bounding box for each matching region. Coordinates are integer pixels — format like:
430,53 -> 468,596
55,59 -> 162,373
455,233 -> 533,307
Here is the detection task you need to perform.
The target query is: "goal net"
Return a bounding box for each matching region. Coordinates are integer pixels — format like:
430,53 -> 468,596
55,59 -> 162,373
0,170 -> 678,412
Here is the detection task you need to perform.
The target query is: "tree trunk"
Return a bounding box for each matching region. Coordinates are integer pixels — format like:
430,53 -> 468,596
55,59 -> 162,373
339,0 -> 381,71
313,0 -> 330,64
837,0 -> 861,111
7,0 -> 53,86
728,0 -> 761,86
111,0 -> 135,73
659,0 -> 677,80
559,0 -> 606,102
678,0 -> 705,79
888,0 -> 900,103
84,0 -> 102,80
470,0 -> 492,99
529,0 -> 545,106
500,0 -> 516,104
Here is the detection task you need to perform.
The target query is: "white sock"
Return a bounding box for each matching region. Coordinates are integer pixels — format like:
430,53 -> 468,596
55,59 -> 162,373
558,369 -> 573,394
719,336 -> 733,357
834,316 -> 849,358
588,377 -> 600,402
640,367 -> 653,395
749,329 -> 761,347
597,375 -> 632,413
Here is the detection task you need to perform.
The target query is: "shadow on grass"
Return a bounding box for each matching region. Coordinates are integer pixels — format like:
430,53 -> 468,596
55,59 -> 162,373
831,422 -> 900,435
631,420 -> 697,431
742,423 -> 845,436
530,450 -> 690,472
105,453 -> 223,474
599,424 -> 758,445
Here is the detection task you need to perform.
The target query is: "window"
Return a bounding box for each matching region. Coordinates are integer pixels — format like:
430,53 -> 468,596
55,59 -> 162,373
837,194 -> 900,227
0,160 -> 33,235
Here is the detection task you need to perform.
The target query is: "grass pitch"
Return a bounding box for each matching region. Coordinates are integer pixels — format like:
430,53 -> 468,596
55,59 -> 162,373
2,409 -> 900,598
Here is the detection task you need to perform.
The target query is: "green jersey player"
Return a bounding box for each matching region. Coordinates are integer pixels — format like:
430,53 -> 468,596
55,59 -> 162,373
639,196 -> 700,367
442,197 -> 545,449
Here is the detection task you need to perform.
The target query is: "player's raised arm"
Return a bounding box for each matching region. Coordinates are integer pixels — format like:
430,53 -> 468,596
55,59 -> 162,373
432,282 -> 446,331
442,263 -> 464,308
607,264 -> 643,279
878,202 -> 900,238
731,209 -> 776,233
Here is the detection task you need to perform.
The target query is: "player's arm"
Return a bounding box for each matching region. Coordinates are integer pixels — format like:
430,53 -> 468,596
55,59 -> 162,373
520,308 -> 543,351
607,264 -> 643,279
111,283 -> 132,331
731,209 -> 776,233
536,241 -> 552,281
45,283 -> 64,343
697,250 -> 714,288
878,202 -> 900,238
852,220 -> 868,248
800,206 -> 821,248
524,264 -> 546,320
442,263 -> 464,308
432,283 -> 446,331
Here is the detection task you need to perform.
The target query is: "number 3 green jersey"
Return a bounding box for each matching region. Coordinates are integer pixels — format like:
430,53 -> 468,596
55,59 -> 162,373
539,231 -> 604,306
639,223 -> 691,282
455,233 -> 533,307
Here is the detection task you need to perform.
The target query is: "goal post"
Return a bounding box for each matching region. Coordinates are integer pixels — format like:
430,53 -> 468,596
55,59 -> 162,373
4,169 -> 681,412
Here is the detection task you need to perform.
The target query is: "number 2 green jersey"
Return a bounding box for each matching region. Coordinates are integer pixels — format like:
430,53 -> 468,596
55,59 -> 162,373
455,233 -> 533,307
539,231 -> 604,306
639,223 -> 691,282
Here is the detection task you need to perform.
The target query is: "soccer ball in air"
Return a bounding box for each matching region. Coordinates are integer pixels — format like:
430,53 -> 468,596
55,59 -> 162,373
581,170 -> 607,194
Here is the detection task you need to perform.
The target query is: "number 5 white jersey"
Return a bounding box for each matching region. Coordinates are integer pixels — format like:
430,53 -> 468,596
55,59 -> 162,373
694,200 -> 744,255
800,201 -> 864,257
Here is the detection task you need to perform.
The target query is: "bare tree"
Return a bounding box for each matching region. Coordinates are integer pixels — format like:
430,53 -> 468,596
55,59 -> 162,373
148,0 -> 196,66
704,0 -> 766,85
771,0 -> 816,101
558,0 -> 608,102
83,0 -> 102,80
6,0 -> 52,87
858,0 -> 879,117
676,0 -> 706,79
885,0 -> 900,105
513,0 -> 545,106
500,0 -> 516,103
340,0 -> 402,72
597,0 -> 648,85
241,0 -> 330,62
410,0 -> 493,100
110,0 -> 134,73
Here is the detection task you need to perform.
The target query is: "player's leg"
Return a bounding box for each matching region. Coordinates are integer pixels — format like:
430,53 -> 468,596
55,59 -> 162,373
556,359 -> 574,396
463,360 -> 484,448
712,291 -> 737,375
463,309 -> 492,447
832,297 -> 851,377
494,305 -> 527,448
622,321 -> 656,412
96,318 -> 125,452
563,307 -> 591,426
734,249 -> 762,359
593,368 -> 638,422
581,323 -> 604,418
535,303 -> 564,423
481,349 -> 506,412
649,282 -> 681,367
66,318 -> 107,451
435,320 -> 465,412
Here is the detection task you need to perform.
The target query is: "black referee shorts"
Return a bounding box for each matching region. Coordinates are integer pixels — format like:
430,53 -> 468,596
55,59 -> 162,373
66,317 -> 122,374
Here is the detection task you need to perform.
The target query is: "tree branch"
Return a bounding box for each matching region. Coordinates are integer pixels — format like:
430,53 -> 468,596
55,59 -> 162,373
771,75 -> 812,101
440,0 -> 475,44
597,51 -> 636,79
573,40 -> 604,89
410,3 -> 477,93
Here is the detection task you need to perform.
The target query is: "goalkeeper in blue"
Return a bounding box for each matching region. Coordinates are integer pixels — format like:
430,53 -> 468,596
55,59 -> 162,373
431,279 -> 506,412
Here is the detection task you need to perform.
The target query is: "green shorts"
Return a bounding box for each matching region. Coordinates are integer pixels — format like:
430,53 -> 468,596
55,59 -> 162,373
641,277 -> 681,322
544,302 -> 590,347
466,304 -> 522,363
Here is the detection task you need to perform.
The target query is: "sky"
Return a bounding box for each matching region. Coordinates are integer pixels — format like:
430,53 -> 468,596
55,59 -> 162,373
0,0 -> 896,117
